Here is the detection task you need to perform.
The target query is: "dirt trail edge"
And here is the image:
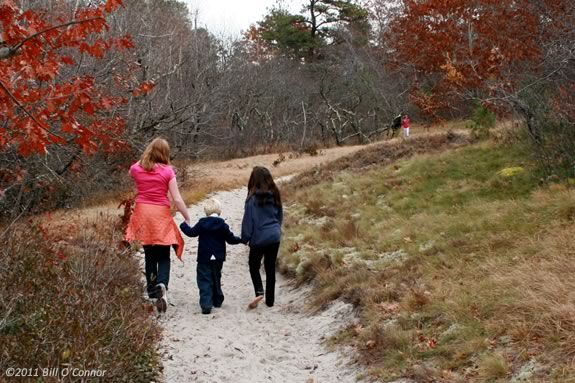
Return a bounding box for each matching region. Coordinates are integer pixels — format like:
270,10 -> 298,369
159,187 -> 360,383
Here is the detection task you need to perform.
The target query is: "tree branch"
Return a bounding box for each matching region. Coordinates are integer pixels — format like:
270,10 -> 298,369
0,17 -> 103,60
0,79 -> 63,140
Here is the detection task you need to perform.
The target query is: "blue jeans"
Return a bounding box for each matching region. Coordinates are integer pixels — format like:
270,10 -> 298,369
144,245 -> 170,298
196,261 -> 224,311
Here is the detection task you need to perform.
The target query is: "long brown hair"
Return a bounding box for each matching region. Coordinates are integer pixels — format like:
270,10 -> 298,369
140,138 -> 170,171
247,166 -> 281,207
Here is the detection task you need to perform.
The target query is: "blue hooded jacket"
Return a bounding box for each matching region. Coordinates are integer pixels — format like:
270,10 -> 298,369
241,191 -> 283,247
180,216 -> 241,263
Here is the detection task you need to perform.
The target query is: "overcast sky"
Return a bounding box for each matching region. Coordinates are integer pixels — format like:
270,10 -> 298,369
183,0 -> 301,38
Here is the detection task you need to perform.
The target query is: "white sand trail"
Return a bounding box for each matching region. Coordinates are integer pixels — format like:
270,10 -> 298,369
158,187 -> 360,383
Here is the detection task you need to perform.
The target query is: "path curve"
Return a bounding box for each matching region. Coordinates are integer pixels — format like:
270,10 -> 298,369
158,187 -> 359,383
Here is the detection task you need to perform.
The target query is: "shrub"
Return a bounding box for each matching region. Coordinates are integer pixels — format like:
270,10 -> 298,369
0,215 -> 160,382
466,103 -> 497,138
516,78 -> 575,178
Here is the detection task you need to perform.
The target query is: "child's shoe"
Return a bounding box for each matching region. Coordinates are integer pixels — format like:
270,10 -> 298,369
155,283 -> 167,313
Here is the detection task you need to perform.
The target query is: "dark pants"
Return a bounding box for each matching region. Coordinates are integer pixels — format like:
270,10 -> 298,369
144,245 -> 170,299
248,242 -> 280,307
196,261 -> 224,311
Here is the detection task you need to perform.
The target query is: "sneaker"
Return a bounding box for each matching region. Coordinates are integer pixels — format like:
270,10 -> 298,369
155,283 -> 167,313
247,295 -> 264,310
147,289 -> 158,300
201,308 -> 212,315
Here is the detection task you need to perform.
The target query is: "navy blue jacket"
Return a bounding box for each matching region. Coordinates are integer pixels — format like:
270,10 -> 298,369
241,191 -> 283,248
180,216 -> 241,263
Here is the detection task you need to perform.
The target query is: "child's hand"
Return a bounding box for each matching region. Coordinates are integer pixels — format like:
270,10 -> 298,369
179,221 -> 198,237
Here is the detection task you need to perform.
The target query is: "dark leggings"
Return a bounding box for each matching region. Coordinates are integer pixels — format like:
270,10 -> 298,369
248,242 -> 280,307
144,245 -> 170,298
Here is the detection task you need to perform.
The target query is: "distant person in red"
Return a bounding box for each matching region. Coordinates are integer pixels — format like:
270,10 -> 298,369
125,138 -> 191,313
402,114 -> 411,137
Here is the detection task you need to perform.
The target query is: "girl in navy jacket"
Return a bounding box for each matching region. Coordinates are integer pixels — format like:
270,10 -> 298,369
241,166 -> 283,308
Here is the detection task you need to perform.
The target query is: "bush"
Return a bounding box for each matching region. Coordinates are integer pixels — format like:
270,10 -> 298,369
534,118 -> 575,178
0,149 -> 134,220
516,78 -> 575,178
466,103 -> 497,138
0,215 -> 160,382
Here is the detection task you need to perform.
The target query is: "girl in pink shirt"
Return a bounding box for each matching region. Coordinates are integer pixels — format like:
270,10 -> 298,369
129,162 -> 176,206
125,138 -> 191,313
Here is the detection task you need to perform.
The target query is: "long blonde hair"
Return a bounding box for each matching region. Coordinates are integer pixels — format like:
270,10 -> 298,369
140,138 -> 170,171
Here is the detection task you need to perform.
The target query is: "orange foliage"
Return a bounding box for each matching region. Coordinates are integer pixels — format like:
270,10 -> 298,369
132,81 -> 156,97
386,0 -> 549,115
0,0 -> 131,156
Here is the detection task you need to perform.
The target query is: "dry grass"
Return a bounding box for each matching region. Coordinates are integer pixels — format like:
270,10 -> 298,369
492,224 -> 575,361
478,353 -> 509,380
0,215 -> 160,382
280,137 -> 575,381
283,130 -> 472,194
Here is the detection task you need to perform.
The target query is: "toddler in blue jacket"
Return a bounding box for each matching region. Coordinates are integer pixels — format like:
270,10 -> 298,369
180,198 -> 242,314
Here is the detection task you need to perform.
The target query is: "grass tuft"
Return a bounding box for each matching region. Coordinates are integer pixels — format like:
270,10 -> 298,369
478,353 -> 509,380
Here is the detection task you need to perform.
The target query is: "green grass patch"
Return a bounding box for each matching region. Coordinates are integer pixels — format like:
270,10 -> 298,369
281,140 -> 575,381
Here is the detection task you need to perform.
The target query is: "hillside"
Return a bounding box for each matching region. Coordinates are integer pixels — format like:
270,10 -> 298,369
279,136 -> 575,382
2,128 -> 573,382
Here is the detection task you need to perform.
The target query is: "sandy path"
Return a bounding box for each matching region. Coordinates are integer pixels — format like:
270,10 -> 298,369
158,188 -> 359,383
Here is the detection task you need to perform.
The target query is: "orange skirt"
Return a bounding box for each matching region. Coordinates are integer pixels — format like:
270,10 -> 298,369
125,203 -> 184,260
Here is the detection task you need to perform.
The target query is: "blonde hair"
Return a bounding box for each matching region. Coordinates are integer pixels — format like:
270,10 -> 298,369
140,138 -> 170,171
204,198 -> 221,216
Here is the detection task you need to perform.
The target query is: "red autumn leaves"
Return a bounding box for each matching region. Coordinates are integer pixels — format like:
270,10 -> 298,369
0,0 -> 153,157
132,81 -> 156,97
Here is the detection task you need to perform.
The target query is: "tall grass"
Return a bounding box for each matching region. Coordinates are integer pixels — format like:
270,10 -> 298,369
280,139 -> 575,381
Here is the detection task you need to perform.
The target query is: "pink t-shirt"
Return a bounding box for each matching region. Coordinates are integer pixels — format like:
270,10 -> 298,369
129,162 -> 175,206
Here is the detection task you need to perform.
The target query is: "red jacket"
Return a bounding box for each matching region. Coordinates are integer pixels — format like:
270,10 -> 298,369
402,116 -> 410,128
